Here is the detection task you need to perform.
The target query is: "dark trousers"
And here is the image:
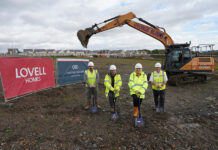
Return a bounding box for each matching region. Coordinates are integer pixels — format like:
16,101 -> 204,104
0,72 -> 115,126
86,87 -> 98,103
108,91 -> 117,107
153,89 -> 165,108
131,94 -> 142,107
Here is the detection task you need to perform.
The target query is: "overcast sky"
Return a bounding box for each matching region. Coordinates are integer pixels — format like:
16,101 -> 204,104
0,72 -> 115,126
0,0 -> 218,52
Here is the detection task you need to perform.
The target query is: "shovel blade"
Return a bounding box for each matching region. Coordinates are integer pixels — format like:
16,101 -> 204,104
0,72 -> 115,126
110,112 -> 119,120
77,28 -> 94,48
90,106 -> 98,113
135,117 -> 144,127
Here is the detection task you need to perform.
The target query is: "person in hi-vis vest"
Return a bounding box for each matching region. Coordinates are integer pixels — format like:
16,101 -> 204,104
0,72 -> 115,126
104,65 -> 122,113
149,62 -> 168,112
128,63 -> 148,117
84,61 -> 100,109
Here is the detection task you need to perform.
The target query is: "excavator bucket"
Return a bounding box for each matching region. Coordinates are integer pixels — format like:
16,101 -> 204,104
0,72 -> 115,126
77,28 -> 94,48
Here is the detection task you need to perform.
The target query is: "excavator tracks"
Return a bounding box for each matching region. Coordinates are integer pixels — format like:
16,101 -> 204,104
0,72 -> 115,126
168,73 -> 207,86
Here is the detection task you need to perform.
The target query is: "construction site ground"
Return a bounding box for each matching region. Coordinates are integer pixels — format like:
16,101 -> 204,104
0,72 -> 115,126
0,57 -> 218,150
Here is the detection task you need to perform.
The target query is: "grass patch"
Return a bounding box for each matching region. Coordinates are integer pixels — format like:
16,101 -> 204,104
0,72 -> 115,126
36,137 -> 44,144
0,111 -> 5,117
208,100 -> 216,105
56,96 -> 73,103
90,57 -> 159,73
5,128 -> 14,137
63,96 -> 73,102
208,80 -> 217,85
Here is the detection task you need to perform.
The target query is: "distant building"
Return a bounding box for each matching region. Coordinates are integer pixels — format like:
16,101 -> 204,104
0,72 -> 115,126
46,49 -> 56,53
8,48 -> 19,54
57,50 -> 65,54
34,49 -> 46,53
23,49 -> 34,53
75,51 -> 85,56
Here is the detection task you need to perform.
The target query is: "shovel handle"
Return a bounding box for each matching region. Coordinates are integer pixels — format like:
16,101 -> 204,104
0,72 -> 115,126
138,97 -> 141,118
92,88 -> 96,106
111,92 -> 117,112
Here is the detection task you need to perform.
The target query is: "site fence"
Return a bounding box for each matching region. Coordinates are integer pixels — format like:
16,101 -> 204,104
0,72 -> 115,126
0,57 -> 89,103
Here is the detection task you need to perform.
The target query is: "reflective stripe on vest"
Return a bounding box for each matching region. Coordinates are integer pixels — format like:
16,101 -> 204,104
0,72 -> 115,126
131,73 -> 144,89
104,74 -> 122,98
129,72 -> 147,99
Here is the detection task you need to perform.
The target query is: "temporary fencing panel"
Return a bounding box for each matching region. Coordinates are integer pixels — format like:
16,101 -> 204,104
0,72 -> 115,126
0,57 -> 55,100
57,58 -> 89,86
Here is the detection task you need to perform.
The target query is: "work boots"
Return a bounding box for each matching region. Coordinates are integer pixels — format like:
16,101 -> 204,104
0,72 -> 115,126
133,107 -> 139,117
95,101 -> 101,109
84,102 -> 90,110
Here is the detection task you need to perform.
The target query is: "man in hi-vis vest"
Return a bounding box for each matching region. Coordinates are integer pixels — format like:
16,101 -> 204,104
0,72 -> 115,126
128,63 -> 148,117
149,62 -> 168,112
84,61 -> 100,109
104,65 -> 122,112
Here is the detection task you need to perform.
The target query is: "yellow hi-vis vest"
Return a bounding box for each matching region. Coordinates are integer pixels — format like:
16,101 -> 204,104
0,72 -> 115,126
85,69 -> 98,87
104,74 -> 122,98
151,71 -> 166,90
128,71 -> 148,99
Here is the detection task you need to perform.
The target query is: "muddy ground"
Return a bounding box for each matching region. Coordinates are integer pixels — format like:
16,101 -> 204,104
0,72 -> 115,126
0,58 -> 217,150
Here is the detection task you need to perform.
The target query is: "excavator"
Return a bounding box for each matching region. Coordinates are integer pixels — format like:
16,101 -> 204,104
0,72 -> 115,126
77,12 -> 215,85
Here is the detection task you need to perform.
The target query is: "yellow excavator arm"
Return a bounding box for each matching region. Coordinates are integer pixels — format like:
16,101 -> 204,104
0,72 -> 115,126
77,12 -> 174,48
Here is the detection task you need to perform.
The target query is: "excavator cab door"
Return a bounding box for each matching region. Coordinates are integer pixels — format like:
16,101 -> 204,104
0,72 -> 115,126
171,49 -> 191,68
164,45 -> 192,73
171,50 -> 183,69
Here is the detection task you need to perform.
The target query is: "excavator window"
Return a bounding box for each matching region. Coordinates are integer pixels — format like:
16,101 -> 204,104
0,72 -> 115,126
171,50 -> 182,68
183,50 -> 191,63
172,50 -> 181,62
171,49 -> 192,69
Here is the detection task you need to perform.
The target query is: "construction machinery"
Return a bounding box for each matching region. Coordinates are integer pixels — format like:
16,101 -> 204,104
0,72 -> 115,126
77,12 -> 215,85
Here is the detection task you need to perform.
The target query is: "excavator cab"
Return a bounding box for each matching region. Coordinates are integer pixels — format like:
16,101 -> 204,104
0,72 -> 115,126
164,43 -> 192,73
164,43 -> 214,85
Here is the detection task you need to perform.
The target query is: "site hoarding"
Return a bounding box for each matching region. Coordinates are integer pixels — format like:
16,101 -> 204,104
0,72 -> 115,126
57,58 -> 89,86
0,57 -> 55,100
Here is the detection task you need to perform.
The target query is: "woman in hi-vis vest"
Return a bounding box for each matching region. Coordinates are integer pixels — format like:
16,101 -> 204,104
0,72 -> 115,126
128,63 -> 148,117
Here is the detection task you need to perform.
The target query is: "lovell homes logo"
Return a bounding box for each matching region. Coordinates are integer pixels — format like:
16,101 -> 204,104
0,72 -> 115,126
15,67 -> 47,83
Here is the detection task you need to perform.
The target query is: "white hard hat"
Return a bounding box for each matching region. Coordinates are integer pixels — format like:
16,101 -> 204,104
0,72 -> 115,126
88,62 -> 94,66
135,63 -> 143,69
110,65 -> 116,70
155,62 -> 161,68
